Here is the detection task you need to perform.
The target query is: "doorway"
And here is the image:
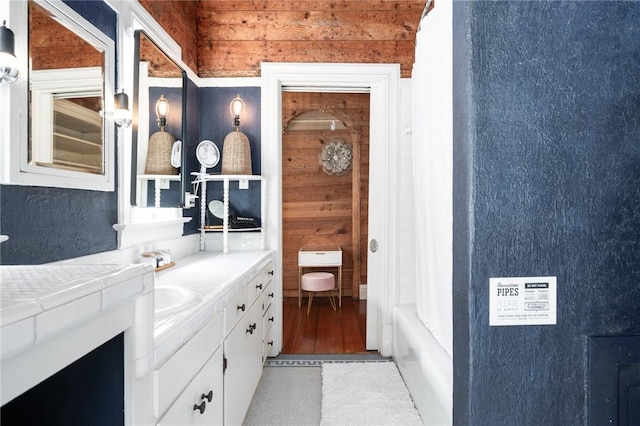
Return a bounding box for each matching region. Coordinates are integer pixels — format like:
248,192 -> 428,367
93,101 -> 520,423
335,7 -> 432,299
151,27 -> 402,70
261,62 -> 401,357
280,91 -> 370,354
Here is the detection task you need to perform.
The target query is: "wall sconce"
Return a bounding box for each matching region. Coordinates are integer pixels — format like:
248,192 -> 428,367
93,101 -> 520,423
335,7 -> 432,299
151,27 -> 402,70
146,94 -> 177,175
230,94 -> 245,128
114,90 -> 132,128
0,21 -> 19,84
222,95 -> 252,175
155,94 -> 170,130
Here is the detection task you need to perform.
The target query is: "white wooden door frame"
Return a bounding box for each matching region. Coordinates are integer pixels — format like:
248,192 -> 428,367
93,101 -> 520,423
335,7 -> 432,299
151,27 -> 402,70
261,62 -> 400,356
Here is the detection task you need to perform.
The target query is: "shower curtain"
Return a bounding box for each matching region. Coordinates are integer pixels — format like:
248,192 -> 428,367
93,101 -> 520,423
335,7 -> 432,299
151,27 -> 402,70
411,1 -> 453,356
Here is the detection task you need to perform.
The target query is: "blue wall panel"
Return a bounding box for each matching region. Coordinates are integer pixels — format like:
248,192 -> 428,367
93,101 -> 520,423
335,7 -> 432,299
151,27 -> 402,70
0,186 -> 117,264
453,1 -> 640,424
197,87 -> 262,226
62,0 -> 117,41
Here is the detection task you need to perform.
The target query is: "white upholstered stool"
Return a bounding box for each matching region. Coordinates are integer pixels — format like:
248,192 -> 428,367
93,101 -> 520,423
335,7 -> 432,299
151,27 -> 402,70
301,272 -> 336,315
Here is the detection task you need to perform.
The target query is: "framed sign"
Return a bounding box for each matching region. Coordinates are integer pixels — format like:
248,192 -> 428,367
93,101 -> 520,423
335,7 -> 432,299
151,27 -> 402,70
489,276 -> 557,326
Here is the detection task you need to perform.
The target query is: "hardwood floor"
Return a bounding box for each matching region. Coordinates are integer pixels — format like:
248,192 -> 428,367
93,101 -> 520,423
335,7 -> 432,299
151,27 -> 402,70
282,295 -> 374,354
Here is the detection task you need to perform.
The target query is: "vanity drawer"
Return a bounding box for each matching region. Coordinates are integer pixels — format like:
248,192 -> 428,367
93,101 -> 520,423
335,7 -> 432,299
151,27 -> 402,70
263,324 -> 276,360
262,302 -> 275,340
157,346 -> 223,426
224,286 -> 248,335
262,281 -> 274,313
262,261 -> 274,286
246,272 -> 264,308
154,312 -> 223,418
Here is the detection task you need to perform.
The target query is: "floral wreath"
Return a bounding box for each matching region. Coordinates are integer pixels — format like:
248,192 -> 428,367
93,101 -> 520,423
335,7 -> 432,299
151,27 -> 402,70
318,140 -> 353,176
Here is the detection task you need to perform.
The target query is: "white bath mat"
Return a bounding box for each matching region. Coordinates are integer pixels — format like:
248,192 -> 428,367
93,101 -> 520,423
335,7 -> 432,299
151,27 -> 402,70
320,362 -> 423,425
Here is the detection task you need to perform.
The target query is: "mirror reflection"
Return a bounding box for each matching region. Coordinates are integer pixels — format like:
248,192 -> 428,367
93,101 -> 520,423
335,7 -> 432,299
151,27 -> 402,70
132,30 -> 186,208
28,0 -> 106,175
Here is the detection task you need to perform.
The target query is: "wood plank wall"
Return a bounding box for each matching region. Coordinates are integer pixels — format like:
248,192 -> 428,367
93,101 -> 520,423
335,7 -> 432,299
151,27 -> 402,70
140,0 -> 427,78
29,2 -> 103,70
139,0 -> 199,72
282,91 -> 370,299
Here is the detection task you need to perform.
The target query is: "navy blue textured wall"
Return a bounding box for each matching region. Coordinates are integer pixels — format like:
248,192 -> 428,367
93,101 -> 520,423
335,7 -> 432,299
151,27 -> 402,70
0,1 -> 117,265
62,0 -> 117,42
0,186 -> 117,264
453,1 -> 640,424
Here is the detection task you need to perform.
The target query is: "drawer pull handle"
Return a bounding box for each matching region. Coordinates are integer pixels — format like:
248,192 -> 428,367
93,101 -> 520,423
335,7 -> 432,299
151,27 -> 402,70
268,270 -> 274,276
237,304 -> 246,312
269,316 -> 274,322
268,340 -> 274,346
202,390 -> 213,402
246,324 -> 256,334
193,401 -> 206,414
268,292 -> 274,298
256,283 -> 263,290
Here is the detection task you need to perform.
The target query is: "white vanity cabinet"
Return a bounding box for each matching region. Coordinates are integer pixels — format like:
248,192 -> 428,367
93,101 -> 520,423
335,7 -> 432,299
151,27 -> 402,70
223,258 -> 274,425
152,252 -> 276,426
223,298 -> 263,425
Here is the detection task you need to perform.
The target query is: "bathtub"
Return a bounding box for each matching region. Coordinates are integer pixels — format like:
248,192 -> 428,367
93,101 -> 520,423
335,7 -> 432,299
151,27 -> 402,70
393,304 -> 452,425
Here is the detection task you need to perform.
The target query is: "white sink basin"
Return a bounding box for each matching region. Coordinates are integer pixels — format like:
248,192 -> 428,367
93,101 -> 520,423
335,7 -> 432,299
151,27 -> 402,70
155,286 -> 201,317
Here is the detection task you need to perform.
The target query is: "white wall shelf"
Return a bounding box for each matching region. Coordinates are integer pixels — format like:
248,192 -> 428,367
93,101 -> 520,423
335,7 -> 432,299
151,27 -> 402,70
191,173 -> 267,253
137,174 -> 181,208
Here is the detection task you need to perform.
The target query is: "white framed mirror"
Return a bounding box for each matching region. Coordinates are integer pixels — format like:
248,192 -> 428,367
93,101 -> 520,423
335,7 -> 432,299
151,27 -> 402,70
131,29 -> 186,208
2,0 -> 115,191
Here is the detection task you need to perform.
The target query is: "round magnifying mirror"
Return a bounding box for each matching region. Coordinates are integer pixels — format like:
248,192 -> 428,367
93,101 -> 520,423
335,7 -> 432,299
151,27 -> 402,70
208,200 -> 224,219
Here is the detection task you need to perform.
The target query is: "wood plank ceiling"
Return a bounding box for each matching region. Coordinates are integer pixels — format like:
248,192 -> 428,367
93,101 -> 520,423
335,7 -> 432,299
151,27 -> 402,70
139,0 -> 428,78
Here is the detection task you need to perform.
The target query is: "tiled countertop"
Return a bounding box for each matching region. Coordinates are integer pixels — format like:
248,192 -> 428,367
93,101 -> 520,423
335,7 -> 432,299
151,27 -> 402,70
0,263 -> 153,361
0,251 -> 274,388
152,250 -> 273,365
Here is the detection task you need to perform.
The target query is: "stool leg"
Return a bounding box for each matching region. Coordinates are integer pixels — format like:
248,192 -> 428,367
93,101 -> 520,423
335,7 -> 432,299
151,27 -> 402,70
328,291 -> 336,311
307,292 -> 313,315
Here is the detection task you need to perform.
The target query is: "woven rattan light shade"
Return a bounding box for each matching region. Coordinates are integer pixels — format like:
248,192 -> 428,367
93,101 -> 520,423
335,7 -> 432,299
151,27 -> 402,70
221,129 -> 252,175
145,130 -> 178,175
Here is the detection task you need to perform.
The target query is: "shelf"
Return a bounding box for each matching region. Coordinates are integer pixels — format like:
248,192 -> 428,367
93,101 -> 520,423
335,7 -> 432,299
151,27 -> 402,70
191,173 -> 263,184
199,227 -> 262,233
137,175 -> 181,207
138,174 -> 180,181
53,131 -> 102,149
193,173 -> 267,253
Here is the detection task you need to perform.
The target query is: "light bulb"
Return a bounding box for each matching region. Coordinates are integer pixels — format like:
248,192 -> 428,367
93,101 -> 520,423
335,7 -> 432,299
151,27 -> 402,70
230,95 -> 245,127
0,21 -> 19,84
155,95 -> 170,130
0,51 -> 19,84
114,91 -> 132,128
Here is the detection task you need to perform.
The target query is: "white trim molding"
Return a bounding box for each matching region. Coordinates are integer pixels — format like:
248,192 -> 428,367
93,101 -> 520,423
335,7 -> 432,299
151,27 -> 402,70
261,62 -> 400,356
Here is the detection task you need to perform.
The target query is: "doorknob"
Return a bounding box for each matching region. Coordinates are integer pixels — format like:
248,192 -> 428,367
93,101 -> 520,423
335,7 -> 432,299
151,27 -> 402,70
369,239 -> 378,253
